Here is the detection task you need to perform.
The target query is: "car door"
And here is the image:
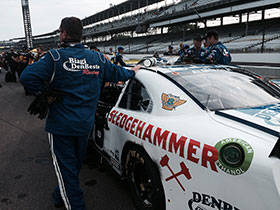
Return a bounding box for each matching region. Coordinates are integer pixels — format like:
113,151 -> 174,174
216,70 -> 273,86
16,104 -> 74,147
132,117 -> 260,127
104,78 -> 153,167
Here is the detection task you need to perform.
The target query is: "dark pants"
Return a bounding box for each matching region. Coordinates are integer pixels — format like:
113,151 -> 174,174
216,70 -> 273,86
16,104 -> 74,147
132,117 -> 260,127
48,133 -> 88,210
9,65 -> 17,82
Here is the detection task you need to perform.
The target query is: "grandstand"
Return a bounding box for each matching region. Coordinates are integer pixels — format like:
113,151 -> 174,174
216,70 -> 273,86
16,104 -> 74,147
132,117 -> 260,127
1,0 -> 280,54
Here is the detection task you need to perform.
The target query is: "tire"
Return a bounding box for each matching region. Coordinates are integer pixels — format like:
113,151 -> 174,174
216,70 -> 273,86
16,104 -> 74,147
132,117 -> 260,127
126,147 -> 166,210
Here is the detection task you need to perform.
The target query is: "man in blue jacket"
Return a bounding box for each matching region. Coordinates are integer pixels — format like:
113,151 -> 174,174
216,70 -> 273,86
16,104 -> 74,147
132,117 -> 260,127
185,34 -> 206,62
203,30 -> 232,65
20,17 -> 140,210
113,46 -> 127,66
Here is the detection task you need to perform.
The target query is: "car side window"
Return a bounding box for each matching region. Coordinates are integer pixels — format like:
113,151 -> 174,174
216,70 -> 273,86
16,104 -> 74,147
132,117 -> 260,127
119,79 -> 152,113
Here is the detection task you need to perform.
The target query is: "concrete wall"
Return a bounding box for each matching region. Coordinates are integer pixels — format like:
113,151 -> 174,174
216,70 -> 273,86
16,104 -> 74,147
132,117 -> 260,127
231,53 -> 280,64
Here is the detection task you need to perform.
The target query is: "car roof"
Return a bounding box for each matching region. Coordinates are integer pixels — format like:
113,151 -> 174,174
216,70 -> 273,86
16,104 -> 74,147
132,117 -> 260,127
146,64 -> 240,75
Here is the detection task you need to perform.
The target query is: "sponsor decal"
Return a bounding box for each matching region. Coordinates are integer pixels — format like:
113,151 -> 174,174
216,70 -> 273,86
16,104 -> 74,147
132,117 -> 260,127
161,93 -> 186,111
215,138 -> 254,176
200,51 -> 205,57
63,57 -> 100,75
108,110 -> 219,173
191,69 -> 224,74
188,192 -> 240,210
223,48 -> 230,57
237,104 -> 280,126
160,154 -> 191,191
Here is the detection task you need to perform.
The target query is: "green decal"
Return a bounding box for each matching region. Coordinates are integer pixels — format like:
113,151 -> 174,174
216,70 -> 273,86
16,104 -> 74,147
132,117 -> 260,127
215,138 -> 254,176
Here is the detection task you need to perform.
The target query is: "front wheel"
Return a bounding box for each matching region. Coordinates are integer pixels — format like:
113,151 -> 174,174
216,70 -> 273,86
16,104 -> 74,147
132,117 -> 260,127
126,147 -> 166,210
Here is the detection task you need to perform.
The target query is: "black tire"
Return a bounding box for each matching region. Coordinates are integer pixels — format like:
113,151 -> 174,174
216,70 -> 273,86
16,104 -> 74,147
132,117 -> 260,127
126,147 -> 166,210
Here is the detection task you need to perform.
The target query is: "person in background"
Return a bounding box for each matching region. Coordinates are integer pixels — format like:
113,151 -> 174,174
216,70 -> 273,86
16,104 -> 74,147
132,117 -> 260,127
18,50 -> 29,78
0,52 -> 8,71
203,30 -> 231,64
90,45 -> 111,61
108,47 -> 114,55
6,48 -> 19,82
177,43 -> 189,57
184,34 -> 206,63
36,45 -> 46,61
20,16 -> 140,210
113,46 -> 127,66
163,45 -> 176,56
90,45 -> 100,52
177,43 -> 185,56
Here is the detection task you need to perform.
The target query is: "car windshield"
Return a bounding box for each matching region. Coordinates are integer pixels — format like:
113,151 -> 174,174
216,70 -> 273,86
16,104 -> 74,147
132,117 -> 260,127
166,66 -> 280,111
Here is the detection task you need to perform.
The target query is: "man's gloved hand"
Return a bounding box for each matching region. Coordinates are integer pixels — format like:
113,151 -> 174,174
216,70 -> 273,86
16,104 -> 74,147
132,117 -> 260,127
27,88 -> 64,120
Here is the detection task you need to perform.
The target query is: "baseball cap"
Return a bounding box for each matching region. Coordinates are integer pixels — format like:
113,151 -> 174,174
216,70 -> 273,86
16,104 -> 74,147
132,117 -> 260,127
204,30 -> 219,40
118,46 -> 124,51
193,34 -> 203,41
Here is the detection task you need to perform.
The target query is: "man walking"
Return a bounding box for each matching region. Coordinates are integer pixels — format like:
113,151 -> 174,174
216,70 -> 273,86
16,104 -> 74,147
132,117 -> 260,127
20,17 -> 140,210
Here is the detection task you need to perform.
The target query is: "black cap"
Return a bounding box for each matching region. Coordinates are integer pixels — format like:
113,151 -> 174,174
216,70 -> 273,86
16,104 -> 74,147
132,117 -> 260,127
90,45 -> 97,50
193,34 -> 202,41
118,46 -> 124,51
204,30 -> 219,40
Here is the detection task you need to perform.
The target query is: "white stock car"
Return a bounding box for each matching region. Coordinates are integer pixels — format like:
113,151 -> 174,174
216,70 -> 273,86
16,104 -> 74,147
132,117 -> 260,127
89,64 -> 280,210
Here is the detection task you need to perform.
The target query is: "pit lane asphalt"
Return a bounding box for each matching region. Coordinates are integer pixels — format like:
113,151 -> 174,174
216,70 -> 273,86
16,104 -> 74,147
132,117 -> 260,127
0,71 -> 136,210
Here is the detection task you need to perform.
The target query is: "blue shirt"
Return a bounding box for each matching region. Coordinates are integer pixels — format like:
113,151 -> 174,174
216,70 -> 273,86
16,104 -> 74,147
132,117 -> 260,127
187,47 -> 207,59
206,41 -> 231,64
20,44 -> 135,136
114,52 -> 127,66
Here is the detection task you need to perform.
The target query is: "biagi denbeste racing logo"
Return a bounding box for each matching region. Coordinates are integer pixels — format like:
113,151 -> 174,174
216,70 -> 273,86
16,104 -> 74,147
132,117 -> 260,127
63,57 -> 100,75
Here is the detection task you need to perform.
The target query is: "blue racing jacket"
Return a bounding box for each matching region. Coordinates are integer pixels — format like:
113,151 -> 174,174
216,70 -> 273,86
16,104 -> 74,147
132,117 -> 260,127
186,47 -> 207,59
20,43 -> 135,136
206,41 -> 232,64
114,52 -> 127,66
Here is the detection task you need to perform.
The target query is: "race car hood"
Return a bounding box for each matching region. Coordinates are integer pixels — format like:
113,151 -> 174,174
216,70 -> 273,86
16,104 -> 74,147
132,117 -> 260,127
215,103 -> 280,138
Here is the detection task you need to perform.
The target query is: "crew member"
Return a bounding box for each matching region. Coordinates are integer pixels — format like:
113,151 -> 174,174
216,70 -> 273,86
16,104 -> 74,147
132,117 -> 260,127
163,45 -> 176,56
35,45 -> 46,61
6,48 -> 19,82
90,45 -> 100,52
185,34 -> 206,63
113,46 -> 127,66
20,17 -> 140,210
108,47 -> 114,55
177,43 -> 189,56
203,30 -> 231,64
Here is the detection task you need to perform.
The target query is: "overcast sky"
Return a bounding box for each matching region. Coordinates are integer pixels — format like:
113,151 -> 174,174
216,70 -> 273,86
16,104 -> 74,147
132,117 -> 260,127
0,0 -> 126,41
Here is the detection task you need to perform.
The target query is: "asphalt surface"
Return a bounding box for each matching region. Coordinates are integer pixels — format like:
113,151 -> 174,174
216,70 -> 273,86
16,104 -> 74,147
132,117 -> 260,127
0,70 -> 136,210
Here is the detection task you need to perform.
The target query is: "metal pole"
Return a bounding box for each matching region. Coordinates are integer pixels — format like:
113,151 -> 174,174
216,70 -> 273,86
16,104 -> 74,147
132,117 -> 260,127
261,31 -> 265,53
245,12 -> 249,36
